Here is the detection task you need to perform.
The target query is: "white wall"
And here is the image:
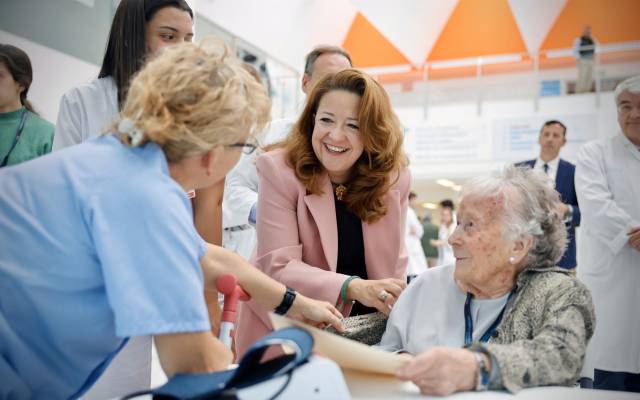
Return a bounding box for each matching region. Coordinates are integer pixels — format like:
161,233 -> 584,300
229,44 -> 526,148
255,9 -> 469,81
0,30 -> 99,123
398,91 -> 618,181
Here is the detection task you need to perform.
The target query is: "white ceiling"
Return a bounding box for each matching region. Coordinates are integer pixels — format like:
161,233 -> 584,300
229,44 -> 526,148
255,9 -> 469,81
193,0 -> 357,73
193,0 -> 575,72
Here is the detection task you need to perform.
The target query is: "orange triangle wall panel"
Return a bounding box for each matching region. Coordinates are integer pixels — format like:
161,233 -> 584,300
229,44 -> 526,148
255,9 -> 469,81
427,0 -> 527,61
342,12 -> 411,68
541,0 -> 640,49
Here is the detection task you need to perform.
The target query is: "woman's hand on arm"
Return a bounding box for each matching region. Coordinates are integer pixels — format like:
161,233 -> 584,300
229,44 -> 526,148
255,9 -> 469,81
200,244 -> 344,332
346,278 -> 407,315
154,331 -> 233,378
396,347 -> 479,396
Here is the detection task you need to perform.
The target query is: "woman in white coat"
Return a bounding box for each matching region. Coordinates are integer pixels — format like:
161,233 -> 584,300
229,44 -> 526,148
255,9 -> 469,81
405,192 -> 428,281
432,199 -> 457,267
576,75 -> 640,392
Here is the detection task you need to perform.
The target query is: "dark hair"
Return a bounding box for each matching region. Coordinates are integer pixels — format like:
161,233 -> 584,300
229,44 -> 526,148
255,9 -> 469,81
440,199 -> 454,210
99,0 -> 193,109
409,192 -> 417,200
0,44 -> 36,114
540,120 -> 567,137
303,45 -> 352,76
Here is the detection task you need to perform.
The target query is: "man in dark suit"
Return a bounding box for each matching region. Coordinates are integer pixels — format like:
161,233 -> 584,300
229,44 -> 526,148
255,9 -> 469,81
516,120 -> 581,272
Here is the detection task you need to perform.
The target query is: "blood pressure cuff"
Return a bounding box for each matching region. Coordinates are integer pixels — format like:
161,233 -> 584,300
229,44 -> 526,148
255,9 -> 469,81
150,327 -> 313,399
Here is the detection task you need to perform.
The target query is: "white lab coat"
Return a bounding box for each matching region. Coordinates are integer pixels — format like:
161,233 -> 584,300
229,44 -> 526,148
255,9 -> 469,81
222,118 -> 295,259
53,77 -> 119,150
436,223 -> 456,267
405,207 -> 428,276
576,133 -> 640,374
53,76 -> 152,398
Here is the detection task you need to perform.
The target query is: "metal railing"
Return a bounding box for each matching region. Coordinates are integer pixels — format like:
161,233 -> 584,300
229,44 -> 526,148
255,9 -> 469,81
366,40 -> 640,117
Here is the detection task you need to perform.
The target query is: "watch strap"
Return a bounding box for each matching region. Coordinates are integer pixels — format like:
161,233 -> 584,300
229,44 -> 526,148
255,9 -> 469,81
472,351 -> 490,391
274,287 -> 296,315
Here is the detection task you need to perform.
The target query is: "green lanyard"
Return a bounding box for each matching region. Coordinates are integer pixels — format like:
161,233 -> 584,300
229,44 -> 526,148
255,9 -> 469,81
1,109 -> 28,168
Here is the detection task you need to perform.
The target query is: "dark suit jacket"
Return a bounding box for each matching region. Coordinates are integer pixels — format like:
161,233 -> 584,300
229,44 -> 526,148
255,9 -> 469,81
516,159 -> 581,268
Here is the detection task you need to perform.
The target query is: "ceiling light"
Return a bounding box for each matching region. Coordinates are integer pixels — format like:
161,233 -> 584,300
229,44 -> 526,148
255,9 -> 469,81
436,179 -> 456,187
452,185 -> 462,192
422,202 -> 437,209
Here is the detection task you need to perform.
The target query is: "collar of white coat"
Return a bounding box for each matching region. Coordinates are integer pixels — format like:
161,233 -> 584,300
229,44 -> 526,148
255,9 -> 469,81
618,132 -> 640,161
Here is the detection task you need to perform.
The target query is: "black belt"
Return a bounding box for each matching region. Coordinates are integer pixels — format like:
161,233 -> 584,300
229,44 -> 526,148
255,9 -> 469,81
224,224 -> 253,232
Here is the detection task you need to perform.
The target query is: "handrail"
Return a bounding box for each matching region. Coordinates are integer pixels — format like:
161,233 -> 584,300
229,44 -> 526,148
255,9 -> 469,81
363,40 -> 640,84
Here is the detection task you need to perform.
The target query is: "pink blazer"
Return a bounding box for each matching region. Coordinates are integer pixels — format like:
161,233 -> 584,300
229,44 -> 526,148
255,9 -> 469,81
235,148 -> 410,357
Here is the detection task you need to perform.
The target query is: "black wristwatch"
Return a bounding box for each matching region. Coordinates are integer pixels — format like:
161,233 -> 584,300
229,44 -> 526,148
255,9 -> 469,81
274,287 -> 297,315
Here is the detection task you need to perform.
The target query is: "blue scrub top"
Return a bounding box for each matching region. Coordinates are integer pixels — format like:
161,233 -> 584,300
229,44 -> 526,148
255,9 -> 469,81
0,135 -> 211,399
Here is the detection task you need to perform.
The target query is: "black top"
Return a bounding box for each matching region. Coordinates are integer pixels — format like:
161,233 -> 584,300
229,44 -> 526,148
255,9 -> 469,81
334,193 -> 376,316
579,35 -> 595,57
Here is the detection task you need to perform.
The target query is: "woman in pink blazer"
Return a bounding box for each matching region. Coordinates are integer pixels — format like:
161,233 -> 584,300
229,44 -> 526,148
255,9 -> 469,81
236,69 -> 410,357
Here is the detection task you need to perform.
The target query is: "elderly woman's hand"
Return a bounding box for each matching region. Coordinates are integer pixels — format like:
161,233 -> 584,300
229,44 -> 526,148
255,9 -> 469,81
287,294 -> 345,333
396,347 -> 479,396
346,278 -> 407,315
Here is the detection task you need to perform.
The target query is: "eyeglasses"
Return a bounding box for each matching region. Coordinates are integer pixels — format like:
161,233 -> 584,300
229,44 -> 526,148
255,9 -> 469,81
227,141 -> 258,155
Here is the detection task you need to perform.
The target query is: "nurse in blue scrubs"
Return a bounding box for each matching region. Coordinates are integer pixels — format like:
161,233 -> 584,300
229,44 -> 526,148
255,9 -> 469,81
0,40 -> 344,399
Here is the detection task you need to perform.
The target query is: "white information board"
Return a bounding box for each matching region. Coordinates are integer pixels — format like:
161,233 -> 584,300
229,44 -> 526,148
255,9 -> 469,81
492,114 -> 598,163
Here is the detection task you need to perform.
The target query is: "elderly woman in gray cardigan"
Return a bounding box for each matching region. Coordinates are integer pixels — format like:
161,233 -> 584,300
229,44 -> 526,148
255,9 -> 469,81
380,166 -> 595,396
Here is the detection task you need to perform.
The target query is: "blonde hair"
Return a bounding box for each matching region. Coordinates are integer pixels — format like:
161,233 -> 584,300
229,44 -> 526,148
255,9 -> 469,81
113,38 -> 271,162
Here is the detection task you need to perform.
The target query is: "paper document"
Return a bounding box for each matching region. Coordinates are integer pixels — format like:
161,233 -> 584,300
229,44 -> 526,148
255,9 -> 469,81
269,313 -> 411,375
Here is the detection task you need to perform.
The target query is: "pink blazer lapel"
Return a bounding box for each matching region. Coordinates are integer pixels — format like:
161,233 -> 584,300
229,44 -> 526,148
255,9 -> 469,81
362,188 -> 404,279
303,175 -> 338,271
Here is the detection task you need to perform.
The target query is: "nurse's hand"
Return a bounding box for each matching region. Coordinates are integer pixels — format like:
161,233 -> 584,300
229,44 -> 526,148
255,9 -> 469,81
287,294 -> 345,333
346,278 -> 407,315
396,347 -> 479,396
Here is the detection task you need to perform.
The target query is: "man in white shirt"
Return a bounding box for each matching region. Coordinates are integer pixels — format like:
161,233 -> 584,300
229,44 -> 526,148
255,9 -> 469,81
516,120 -> 581,272
576,75 -> 640,392
222,45 -> 352,258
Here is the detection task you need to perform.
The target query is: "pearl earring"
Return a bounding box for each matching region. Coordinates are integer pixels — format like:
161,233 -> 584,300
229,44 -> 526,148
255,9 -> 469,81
508,256 -> 516,264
